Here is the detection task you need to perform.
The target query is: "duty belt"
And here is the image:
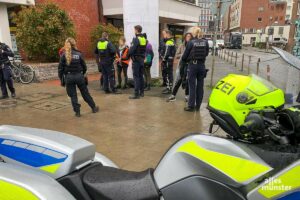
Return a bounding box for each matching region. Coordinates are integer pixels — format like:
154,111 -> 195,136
66,71 -> 83,74
190,60 -> 204,64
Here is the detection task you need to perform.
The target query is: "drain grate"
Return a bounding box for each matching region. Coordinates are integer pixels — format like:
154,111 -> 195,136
31,101 -> 69,111
19,93 -> 60,102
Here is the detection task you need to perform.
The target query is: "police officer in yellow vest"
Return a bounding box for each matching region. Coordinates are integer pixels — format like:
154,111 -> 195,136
128,25 -> 147,99
161,30 -> 176,94
95,32 -> 118,94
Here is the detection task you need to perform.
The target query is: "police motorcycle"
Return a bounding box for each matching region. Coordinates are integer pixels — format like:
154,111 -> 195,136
1,74 -> 300,200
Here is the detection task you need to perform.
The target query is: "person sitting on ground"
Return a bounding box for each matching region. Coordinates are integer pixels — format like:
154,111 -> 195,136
167,33 -> 192,102
144,37 -> 154,91
115,36 -> 130,89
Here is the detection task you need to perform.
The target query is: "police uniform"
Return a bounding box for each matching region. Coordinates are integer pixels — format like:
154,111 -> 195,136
58,49 -> 98,116
128,33 -> 147,99
162,38 -> 176,94
0,42 -> 15,99
181,37 -> 209,111
95,38 -> 117,93
159,38 -> 167,86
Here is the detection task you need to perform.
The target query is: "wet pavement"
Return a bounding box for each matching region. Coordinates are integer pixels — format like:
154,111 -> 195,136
0,55 -> 238,171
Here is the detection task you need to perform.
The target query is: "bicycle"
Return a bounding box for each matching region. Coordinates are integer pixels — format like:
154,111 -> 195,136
9,56 -> 35,84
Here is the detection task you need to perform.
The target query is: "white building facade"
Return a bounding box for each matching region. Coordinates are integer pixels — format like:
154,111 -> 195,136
0,0 -> 35,49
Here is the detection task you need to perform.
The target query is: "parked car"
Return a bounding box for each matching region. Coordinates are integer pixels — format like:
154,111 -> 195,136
216,39 -> 225,49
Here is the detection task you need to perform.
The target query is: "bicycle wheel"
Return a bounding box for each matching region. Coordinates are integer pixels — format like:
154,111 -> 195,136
19,63 -> 35,84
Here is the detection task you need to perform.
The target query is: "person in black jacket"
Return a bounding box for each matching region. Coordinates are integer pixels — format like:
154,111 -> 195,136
128,25 -> 147,99
181,27 -> 209,112
0,42 -> 15,99
95,32 -> 119,94
159,30 -> 168,87
58,38 -> 99,117
161,30 -> 176,94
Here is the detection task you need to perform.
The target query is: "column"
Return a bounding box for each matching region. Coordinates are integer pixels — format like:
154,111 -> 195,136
0,4 -> 12,47
123,0 -> 159,78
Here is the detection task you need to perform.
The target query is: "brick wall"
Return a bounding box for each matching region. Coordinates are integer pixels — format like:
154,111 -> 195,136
36,0 -> 102,58
240,0 -> 286,29
31,60 -> 99,81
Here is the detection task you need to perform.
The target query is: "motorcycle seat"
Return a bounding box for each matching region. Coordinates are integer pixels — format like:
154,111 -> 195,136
82,165 -> 159,200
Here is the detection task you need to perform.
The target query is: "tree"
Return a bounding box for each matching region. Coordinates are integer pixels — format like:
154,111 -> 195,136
90,23 -> 123,49
12,3 -> 75,61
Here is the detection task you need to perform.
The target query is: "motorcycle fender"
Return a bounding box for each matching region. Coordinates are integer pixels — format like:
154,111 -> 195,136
0,162 -> 75,200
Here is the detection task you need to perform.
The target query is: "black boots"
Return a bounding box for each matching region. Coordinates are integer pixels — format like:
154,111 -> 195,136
75,111 -> 81,117
144,84 -> 151,91
92,106 -> 100,113
129,94 -> 140,99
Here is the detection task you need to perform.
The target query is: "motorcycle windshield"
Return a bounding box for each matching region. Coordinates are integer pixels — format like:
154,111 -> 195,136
246,74 -> 277,96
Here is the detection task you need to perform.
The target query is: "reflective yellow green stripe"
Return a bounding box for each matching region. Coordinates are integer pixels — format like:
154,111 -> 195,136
0,180 -> 39,200
97,41 -> 108,50
138,37 -> 147,46
40,163 -> 61,174
177,141 -> 272,183
166,40 -> 174,45
258,166 -> 300,198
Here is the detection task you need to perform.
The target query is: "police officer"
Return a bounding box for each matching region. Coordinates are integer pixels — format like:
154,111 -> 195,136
0,41 -> 15,99
95,32 -> 119,94
161,30 -> 176,94
159,30 -> 168,87
128,25 -> 147,99
181,27 -> 209,112
59,38 -> 99,117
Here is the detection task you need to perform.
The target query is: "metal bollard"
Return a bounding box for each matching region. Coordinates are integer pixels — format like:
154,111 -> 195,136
247,56 -> 252,74
256,58 -> 261,75
235,52 -> 238,67
227,51 -> 230,62
241,54 -> 245,71
231,52 -> 234,64
267,65 -> 271,81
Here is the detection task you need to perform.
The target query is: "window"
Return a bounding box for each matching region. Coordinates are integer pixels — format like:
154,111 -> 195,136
287,6 -> 292,10
278,27 -> 284,35
258,6 -> 264,12
258,17 -> 262,22
286,15 -> 291,19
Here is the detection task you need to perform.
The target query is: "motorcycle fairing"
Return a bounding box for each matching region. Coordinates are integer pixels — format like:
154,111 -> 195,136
0,125 -> 96,179
154,134 -> 272,190
209,74 -> 285,126
0,162 -> 75,200
248,161 -> 300,200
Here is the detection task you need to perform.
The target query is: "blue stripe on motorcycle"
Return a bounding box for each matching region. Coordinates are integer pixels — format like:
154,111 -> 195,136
277,192 -> 300,200
0,138 -> 67,167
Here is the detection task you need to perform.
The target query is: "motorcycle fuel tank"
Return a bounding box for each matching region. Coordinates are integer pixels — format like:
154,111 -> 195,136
154,134 -> 273,200
0,125 -> 96,179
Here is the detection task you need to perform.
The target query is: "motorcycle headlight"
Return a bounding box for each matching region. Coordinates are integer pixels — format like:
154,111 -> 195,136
237,92 -> 249,104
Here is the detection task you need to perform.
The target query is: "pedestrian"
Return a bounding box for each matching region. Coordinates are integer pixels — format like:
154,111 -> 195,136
128,25 -> 147,99
181,27 -> 209,112
144,39 -> 154,91
115,36 -> 130,89
58,38 -> 99,117
159,30 -> 168,87
0,41 -> 16,99
167,32 -> 193,102
95,32 -> 119,94
161,30 -> 176,95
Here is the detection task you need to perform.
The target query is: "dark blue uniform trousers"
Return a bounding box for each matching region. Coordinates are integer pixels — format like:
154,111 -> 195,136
187,63 -> 205,108
65,73 -> 96,113
132,59 -> 144,95
101,63 -> 115,92
0,64 -> 15,97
